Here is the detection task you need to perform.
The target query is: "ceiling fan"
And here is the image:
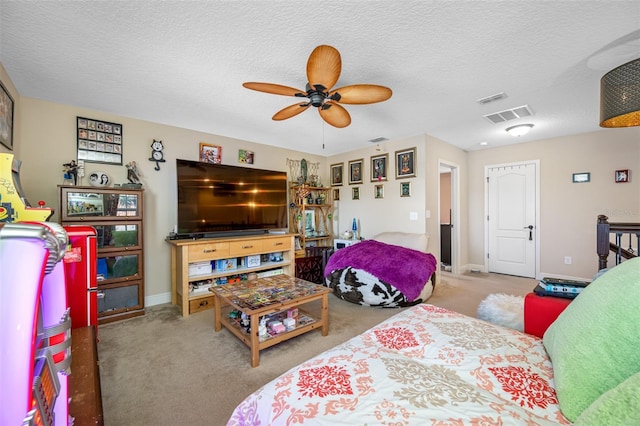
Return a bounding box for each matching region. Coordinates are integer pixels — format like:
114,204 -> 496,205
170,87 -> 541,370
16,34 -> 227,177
243,45 -> 392,128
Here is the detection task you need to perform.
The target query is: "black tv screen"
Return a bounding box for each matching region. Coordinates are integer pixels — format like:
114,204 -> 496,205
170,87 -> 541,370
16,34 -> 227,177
176,159 -> 289,237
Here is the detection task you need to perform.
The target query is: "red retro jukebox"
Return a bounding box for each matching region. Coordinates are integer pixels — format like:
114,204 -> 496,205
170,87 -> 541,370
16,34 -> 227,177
0,222 -> 72,426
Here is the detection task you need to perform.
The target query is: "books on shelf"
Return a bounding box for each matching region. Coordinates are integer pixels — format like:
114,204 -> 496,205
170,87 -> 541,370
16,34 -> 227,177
533,277 -> 591,299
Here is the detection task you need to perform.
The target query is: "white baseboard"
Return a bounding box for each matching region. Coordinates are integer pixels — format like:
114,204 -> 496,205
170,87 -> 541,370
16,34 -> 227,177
463,264 -> 486,274
145,291 -> 172,307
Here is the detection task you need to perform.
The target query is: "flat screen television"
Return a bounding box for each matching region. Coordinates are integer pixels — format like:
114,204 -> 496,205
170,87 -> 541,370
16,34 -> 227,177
175,159 -> 289,238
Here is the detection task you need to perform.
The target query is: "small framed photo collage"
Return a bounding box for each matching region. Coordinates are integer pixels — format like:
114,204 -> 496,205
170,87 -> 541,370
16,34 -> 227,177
77,116 -> 123,165
336,147 -> 417,200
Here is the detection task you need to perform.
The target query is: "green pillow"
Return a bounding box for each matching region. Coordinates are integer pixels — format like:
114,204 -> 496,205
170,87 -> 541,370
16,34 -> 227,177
543,257 -> 640,421
574,371 -> 640,425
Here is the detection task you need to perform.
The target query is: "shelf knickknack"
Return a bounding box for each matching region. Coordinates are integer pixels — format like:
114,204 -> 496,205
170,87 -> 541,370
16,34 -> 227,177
287,158 -> 321,186
76,116 -> 123,165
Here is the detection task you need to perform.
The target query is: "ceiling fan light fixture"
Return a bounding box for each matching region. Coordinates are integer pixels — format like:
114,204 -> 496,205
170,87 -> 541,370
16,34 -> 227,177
600,58 -> 640,127
243,45 -> 391,128
506,124 -> 534,137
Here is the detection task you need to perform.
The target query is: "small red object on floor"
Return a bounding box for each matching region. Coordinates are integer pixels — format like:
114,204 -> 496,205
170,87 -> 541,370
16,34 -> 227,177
523,293 -> 572,338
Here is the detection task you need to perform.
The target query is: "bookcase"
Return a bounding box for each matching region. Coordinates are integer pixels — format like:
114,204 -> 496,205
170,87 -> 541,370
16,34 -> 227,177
289,184 -> 334,256
167,233 -> 295,317
59,185 -> 145,324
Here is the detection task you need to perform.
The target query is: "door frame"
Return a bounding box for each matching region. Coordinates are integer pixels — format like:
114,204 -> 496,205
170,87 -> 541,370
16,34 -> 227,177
484,160 -> 540,278
438,159 -> 460,275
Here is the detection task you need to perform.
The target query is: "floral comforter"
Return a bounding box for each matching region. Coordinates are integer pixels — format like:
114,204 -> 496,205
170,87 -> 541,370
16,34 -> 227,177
228,304 -> 570,425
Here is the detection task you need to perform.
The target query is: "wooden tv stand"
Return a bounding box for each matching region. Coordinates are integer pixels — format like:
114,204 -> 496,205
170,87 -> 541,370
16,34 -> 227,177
168,233 -> 295,317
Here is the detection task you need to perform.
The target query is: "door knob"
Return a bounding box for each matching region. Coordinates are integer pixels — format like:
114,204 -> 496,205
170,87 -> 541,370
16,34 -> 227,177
524,225 -> 534,240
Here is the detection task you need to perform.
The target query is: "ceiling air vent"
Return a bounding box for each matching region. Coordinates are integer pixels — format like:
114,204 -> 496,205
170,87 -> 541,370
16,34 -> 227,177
484,105 -> 534,124
476,92 -> 507,105
368,137 -> 389,143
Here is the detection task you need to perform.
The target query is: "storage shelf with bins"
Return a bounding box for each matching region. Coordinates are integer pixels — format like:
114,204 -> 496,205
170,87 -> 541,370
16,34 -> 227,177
289,184 -> 334,256
167,233 -> 295,317
59,185 -> 145,324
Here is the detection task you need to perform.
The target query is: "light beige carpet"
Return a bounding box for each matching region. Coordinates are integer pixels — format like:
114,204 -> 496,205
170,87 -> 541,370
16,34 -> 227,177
96,272 -> 535,426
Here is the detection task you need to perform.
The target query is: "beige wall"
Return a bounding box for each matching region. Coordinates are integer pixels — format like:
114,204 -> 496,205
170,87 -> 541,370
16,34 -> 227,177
15,96 -> 326,305
467,129 -> 640,280
327,133 -> 469,276
327,135 -> 427,239
5,63 -> 639,303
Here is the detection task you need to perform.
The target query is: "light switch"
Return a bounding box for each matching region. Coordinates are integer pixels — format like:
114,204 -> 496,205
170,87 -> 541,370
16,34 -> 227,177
409,211 -> 418,221
425,210 -> 431,219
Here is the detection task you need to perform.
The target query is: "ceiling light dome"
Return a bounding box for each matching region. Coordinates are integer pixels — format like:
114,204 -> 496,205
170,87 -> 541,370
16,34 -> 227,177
506,124 -> 533,137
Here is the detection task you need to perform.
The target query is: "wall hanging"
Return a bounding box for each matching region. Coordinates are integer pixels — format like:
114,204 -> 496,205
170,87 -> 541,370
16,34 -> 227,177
348,159 -> 363,185
199,143 -> 222,164
371,153 -> 388,182
77,116 -> 122,165
0,80 -> 14,150
615,169 -> 630,183
330,163 -> 343,186
395,147 -> 416,179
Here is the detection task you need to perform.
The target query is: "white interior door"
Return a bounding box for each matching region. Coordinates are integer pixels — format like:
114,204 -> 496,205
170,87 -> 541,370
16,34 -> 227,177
487,162 -> 537,278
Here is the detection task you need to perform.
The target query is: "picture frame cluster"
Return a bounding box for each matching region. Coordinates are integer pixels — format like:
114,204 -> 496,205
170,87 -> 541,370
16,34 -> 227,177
77,116 -> 123,165
331,147 -> 416,200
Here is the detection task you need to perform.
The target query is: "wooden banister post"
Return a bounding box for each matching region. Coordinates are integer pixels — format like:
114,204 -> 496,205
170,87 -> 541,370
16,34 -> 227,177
597,215 -> 610,270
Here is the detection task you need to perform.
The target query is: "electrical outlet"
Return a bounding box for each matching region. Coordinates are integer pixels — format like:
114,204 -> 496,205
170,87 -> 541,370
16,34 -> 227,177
409,211 -> 418,221
564,256 -> 572,265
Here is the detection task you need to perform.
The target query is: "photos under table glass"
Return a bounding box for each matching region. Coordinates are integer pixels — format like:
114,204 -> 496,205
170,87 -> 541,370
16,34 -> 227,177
210,274 -> 332,367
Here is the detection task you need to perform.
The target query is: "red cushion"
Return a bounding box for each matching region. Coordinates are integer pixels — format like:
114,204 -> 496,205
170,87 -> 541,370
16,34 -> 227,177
523,293 -> 572,338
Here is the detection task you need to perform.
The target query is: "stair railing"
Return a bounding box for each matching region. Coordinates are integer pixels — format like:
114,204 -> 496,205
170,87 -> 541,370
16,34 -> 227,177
597,214 -> 640,270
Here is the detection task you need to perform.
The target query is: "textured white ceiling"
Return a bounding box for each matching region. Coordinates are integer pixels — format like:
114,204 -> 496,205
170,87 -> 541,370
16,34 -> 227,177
2,1 -> 640,156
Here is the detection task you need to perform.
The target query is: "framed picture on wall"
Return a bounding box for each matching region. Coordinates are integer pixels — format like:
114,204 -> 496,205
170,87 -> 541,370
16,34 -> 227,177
352,187 -> 360,200
395,147 -> 416,179
77,116 -> 123,165
0,80 -> 14,150
238,149 -> 254,164
348,159 -> 363,185
370,153 -> 388,182
400,181 -> 411,197
333,188 -> 340,201
330,163 -> 343,186
615,169 -> 630,183
572,172 -> 590,183
374,184 -> 384,199
200,143 -> 222,164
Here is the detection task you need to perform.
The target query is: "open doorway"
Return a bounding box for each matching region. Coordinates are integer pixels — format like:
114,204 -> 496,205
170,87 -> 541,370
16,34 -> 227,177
439,161 -> 459,274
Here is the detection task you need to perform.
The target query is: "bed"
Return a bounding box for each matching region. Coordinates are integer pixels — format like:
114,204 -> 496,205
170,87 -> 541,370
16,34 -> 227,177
227,303 -> 568,425
228,257 -> 640,425
324,232 -> 437,307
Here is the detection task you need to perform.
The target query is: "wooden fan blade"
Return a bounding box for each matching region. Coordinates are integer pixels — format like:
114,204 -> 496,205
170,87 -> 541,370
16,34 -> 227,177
243,82 -> 305,97
330,84 -> 393,104
319,102 -> 351,128
307,45 -> 341,91
273,103 -> 311,121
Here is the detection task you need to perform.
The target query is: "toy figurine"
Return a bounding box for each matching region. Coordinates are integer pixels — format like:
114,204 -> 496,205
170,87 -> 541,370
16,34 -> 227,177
125,161 -> 142,184
63,160 -> 79,185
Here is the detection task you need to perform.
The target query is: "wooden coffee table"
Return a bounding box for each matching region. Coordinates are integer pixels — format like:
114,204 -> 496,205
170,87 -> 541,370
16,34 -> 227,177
211,274 -> 331,367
